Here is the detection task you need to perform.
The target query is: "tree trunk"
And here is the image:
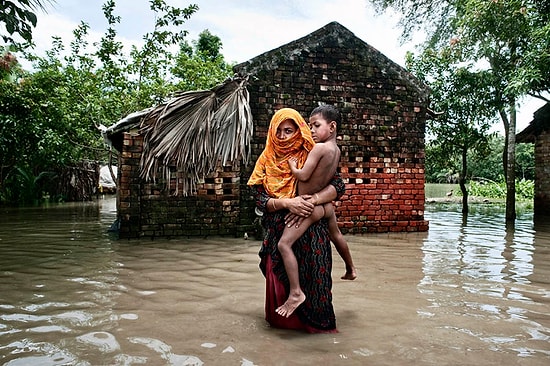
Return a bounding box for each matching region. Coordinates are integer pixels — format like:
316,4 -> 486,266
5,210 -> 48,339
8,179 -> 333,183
499,108 -> 509,176
460,145 -> 468,214
505,103 -> 516,223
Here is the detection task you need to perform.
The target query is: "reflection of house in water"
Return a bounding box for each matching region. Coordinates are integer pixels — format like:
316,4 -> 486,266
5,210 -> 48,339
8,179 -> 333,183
517,102 -> 550,216
530,217 -> 550,287
104,22 -> 431,239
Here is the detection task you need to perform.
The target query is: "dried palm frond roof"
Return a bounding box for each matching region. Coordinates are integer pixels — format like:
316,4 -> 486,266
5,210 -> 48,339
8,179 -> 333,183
99,108 -> 153,152
139,75 -> 253,195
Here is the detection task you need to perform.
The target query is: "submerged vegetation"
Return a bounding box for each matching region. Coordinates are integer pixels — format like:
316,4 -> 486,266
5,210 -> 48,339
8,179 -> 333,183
426,179 -> 534,216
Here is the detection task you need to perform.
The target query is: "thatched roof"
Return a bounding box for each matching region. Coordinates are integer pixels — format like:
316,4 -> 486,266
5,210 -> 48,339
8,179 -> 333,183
100,108 -> 153,152
516,103 -> 550,143
100,76 -> 253,194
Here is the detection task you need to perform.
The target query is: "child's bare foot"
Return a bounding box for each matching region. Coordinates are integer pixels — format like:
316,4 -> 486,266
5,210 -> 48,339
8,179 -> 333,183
341,267 -> 357,280
276,291 -> 306,318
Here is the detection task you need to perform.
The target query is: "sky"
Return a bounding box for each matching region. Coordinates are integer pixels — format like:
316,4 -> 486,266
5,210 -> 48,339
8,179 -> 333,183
24,0 -> 546,132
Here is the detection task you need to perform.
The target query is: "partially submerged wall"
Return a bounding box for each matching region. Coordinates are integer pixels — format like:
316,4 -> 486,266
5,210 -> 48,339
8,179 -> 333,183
115,21 -> 430,238
118,132 -> 253,238
534,130 -> 550,215
235,22 -> 429,234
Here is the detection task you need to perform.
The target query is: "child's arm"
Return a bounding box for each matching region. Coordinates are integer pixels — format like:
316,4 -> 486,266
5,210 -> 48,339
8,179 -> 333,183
289,143 -> 326,182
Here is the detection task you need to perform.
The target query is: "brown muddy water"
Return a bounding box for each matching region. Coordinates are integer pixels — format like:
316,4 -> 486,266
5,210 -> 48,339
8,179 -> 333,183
0,197 -> 549,366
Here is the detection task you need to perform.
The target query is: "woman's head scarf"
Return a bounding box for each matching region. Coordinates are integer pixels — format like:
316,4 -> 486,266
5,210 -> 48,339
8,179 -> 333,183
247,108 -> 314,198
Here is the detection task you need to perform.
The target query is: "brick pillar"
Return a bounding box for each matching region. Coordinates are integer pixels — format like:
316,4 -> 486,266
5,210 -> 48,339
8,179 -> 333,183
534,131 -> 550,215
118,132 -> 143,238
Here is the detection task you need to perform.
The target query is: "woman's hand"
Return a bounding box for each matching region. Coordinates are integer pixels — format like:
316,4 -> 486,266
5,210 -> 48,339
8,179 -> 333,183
286,194 -> 314,217
284,195 -> 314,228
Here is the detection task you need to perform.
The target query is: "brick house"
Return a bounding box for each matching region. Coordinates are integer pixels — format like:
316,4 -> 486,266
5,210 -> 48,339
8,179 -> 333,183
107,21 -> 430,239
517,102 -> 550,216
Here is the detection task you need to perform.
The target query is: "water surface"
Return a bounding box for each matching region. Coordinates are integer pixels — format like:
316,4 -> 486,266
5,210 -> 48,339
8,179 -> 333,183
0,198 -> 549,365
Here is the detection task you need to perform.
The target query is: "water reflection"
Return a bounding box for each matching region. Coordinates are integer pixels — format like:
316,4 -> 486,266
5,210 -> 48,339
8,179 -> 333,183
0,198 -> 549,365
419,205 -> 550,360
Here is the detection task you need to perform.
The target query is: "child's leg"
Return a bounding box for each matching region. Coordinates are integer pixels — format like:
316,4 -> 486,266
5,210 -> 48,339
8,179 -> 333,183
276,205 -> 325,317
326,205 -> 357,280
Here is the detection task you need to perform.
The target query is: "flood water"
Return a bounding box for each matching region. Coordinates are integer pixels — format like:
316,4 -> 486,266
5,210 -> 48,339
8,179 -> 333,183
0,197 -> 549,366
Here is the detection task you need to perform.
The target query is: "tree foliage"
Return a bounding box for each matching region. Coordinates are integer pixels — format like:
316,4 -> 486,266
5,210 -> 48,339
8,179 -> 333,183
426,134 -> 534,183
0,0 -> 53,45
407,48 -> 498,213
0,0 -> 234,204
369,0 -> 549,222
172,29 -> 234,91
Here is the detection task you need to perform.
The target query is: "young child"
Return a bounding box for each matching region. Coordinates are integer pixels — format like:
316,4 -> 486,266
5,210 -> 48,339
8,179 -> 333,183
276,105 -> 356,318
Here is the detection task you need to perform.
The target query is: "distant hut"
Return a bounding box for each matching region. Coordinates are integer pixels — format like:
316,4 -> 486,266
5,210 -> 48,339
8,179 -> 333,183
516,102 -> 550,216
104,21 -> 430,239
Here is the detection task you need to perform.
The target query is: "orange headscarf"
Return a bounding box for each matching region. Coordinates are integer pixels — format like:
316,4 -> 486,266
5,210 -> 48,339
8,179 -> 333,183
247,108 -> 315,198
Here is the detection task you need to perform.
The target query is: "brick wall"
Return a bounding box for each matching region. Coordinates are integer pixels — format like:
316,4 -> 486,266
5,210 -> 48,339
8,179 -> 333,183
534,130 -> 550,215
236,22 -> 429,234
118,132 -> 255,238
116,22 -> 430,238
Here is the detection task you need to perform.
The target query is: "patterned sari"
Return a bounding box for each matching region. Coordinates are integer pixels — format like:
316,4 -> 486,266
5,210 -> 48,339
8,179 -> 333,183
250,174 -> 345,333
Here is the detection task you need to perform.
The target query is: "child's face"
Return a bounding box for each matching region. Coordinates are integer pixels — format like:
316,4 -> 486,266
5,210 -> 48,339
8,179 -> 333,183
309,113 -> 334,142
276,119 -> 298,140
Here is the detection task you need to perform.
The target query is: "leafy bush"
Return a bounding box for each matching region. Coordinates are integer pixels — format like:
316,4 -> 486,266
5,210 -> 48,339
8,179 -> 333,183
1,1 -> 234,205
0,165 -> 56,204
515,178 -> 535,200
468,178 -> 534,200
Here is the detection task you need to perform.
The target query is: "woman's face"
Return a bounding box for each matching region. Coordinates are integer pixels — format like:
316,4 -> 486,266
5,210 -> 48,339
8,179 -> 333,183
276,119 -> 298,140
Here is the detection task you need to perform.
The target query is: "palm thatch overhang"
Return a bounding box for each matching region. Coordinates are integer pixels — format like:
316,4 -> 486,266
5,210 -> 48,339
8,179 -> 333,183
101,75 -> 253,194
517,102 -> 550,143
100,108 -> 153,152
233,21 -> 430,104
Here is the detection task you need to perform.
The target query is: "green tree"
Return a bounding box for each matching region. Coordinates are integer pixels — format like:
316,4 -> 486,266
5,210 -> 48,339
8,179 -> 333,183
0,54 -> 102,203
172,29 -> 234,91
408,49 -> 497,213
1,0 -> 236,204
126,0 -> 198,105
427,134 -> 534,185
370,0 -> 550,223
0,0 -> 53,45
195,28 -> 222,59
467,135 -> 505,182
424,142 -> 460,183
515,141 -> 534,180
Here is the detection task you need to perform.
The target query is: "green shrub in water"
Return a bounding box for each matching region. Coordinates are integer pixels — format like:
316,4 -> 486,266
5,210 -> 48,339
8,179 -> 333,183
468,178 -> 534,200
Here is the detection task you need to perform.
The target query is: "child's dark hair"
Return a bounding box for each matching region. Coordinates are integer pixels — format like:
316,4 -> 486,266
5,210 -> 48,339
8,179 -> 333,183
310,104 -> 341,130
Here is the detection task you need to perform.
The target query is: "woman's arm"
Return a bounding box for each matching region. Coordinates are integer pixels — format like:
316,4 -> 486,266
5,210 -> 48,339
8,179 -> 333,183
312,171 -> 345,205
250,185 -> 314,216
284,172 -> 345,227
267,196 -> 314,216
